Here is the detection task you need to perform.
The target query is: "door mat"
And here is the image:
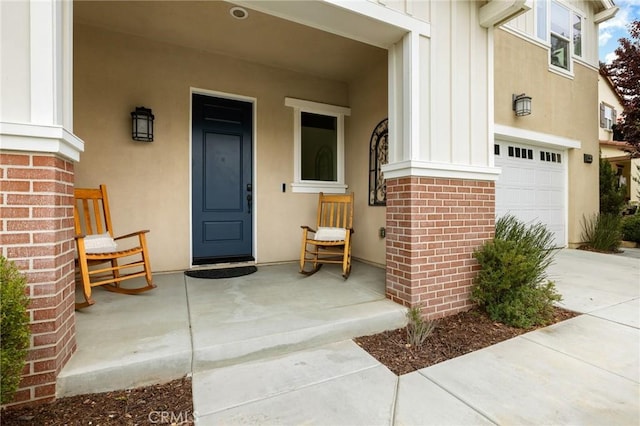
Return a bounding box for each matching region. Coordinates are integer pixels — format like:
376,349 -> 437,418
184,266 -> 257,279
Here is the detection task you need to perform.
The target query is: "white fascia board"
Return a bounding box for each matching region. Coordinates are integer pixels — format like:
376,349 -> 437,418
0,122 -> 84,161
382,160 -> 502,181
494,124 -> 581,149
323,0 -> 430,36
594,6 -> 619,24
479,0 -> 532,28
227,0 -> 429,49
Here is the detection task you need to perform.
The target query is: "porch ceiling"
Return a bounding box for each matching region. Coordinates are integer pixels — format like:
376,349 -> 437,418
74,0 -> 387,83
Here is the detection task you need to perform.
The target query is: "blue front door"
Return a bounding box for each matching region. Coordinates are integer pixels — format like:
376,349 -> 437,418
191,94 -> 253,264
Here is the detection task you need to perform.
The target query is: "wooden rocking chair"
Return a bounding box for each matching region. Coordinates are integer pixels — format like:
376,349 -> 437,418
74,184 -> 155,309
300,192 -> 354,278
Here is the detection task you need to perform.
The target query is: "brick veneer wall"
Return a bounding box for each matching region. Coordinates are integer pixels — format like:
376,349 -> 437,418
385,177 -> 495,319
0,152 -> 77,407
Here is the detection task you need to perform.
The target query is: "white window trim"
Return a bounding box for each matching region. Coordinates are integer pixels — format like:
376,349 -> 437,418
571,11 -> 583,59
285,97 -> 351,193
602,103 -> 615,130
535,0 -> 585,76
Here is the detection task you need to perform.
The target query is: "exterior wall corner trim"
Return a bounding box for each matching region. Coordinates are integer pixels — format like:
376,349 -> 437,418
381,160 -> 501,181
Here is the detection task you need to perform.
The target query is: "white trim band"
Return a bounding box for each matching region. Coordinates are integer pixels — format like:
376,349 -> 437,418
0,122 -> 85,161
382,160 -> 502,181
494,124 -> 581,149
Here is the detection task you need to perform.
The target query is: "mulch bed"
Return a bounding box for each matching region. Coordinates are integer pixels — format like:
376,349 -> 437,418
1,377 -> 193,425
577,245 -> 622,254
355,306 -> 579,375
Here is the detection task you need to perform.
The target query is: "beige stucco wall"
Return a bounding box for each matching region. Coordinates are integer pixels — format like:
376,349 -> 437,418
74,23 -> 386,272
345,61 -> 388,267
494,29 -> 599,246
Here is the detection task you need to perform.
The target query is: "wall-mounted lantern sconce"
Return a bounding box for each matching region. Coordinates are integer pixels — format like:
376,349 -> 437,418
131,107 -> 154,142
512,93 -> 532,117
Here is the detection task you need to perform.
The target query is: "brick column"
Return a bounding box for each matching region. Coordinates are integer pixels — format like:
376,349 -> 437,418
0,152 -> 76,407
385,177 -> 495,319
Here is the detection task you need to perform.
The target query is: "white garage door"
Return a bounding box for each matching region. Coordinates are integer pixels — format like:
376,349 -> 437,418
495,141 -> 567,247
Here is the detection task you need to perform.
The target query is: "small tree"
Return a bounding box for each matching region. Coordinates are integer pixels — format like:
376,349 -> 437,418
602,20 -> 640,154
1,256 -> 31,405
600,156 -> 627,215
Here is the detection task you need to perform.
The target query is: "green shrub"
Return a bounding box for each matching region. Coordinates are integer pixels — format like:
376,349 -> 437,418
1,256 -> 31,405
599,157 -> 626,215
472,215 -> 561,328
405,306 -> 435,347
622,213 -> 640,243
580,213 -> 622,252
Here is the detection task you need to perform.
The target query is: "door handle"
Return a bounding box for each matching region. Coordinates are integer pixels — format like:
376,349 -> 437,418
247,194 -> 252,214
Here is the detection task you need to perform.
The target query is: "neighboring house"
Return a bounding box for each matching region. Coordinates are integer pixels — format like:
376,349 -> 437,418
598,70 -> 640,204
0,0 -> 617,406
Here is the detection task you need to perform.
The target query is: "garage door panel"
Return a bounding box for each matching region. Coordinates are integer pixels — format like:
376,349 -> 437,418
535,191 -> 550,205
495,141 -> 566,247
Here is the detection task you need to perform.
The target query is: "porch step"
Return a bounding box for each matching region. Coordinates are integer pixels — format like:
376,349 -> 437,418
56,263 -> 407,397
191,299 -> 407,372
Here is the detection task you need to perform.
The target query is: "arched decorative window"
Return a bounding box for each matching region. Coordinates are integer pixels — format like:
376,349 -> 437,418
368,118 -> 388,206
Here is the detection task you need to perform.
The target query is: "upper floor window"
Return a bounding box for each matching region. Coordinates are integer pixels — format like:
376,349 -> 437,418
600,102 -> 617,131
537,0 -> 583,72
285,97 -> 351,193
573,12 -> 582,57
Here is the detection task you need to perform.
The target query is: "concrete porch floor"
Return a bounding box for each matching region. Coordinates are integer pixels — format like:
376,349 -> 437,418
55,250 -> 639,425
57,261 -> 407,397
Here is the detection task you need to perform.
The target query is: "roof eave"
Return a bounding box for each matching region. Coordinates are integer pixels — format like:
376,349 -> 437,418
594,1 -> 619,23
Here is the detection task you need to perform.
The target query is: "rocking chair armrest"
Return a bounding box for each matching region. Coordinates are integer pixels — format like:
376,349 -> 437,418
346,227 -> 354,235
74,233 -> 87,240
300,225 -> 317,233
114,230 -> 150,241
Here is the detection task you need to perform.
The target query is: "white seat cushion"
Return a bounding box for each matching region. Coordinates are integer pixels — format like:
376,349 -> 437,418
314,227 -> 347,241
82,233 -> 118,254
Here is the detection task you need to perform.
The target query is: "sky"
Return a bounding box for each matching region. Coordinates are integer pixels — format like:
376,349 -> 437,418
599,0 -> 640,63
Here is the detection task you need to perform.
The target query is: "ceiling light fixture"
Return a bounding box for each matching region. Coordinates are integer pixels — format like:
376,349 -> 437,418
230,7 -> 248,20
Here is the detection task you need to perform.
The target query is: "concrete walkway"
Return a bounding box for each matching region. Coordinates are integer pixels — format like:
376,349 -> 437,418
58,249 -> 639,425
192,249 -> 639,425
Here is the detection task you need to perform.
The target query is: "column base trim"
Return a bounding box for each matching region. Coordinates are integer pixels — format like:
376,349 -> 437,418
382,160 -> 501,181
1,122 -> 84,161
